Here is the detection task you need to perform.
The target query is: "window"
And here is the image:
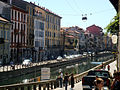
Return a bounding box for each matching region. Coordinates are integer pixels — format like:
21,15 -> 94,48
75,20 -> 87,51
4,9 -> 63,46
11,10 -> 13,19
21,24 -> 23,31
45,31 -> 47,36
21,13 -> 23,22
18,23 -> 19,30
24,14 -> 26,22
54,33 -> 55,37
18,12 -> 20,21
12,24 -> 13,30
15,22 -> 16,30
24,24 -> 26,30
15,10 -> 16,20
35,41 -> 39,47
7,31 -> 10,40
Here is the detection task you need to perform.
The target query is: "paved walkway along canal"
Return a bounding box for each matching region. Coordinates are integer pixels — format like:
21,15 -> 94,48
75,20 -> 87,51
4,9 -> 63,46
55,60 -> 117,90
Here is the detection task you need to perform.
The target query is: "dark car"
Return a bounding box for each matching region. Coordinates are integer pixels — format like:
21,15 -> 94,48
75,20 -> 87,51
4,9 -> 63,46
82,69 -> 112,90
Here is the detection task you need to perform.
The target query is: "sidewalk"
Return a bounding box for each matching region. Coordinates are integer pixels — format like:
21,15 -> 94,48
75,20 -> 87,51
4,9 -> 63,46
55,60 -> 117,90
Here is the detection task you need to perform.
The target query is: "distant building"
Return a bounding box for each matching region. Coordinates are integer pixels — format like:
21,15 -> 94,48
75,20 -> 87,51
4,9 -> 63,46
34,5 -> 45,62
61,26 -> 85,55
86,24 -> 104,52
0,16 -> 12,65
86,24 -> 103,36
1,0 -> 62,62
10,3 -> 28,63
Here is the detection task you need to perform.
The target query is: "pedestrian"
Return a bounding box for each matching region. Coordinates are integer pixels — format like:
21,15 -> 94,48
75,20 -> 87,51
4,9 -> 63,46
111,72 -> 120,90
107,64 -> 110,71
59,71 -> 63,88
70,73 -> 74,90
63,73 -> 69,90
92,78 -> 104,90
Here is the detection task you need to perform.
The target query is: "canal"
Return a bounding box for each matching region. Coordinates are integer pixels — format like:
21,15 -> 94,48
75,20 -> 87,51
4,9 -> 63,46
0,53 -> 113,86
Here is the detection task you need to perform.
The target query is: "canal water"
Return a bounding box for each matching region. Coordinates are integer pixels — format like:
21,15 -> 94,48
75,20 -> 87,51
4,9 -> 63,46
0,54 -> 113,86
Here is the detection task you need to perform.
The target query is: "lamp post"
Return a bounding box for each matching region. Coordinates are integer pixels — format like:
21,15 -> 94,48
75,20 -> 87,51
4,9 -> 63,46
111,35 -> 119,71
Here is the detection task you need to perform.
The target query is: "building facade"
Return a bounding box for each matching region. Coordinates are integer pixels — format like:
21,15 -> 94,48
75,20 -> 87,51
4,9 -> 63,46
10,5 -> 27,63
0,16 -> 11,65
34,6 -> 45,62
61,26 -> 85,55
44,9 -> 61,60
86,24 -> 104,52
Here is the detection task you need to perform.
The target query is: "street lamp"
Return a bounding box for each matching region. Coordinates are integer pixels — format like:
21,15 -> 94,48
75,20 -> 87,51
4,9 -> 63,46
111,34 -> 119,71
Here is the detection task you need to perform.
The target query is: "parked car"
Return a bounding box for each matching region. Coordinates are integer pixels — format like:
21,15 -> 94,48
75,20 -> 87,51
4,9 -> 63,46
82,69 -> 112,90
22,59 -> 32,66
57,56 -> 62,60
83,52 -> 87,56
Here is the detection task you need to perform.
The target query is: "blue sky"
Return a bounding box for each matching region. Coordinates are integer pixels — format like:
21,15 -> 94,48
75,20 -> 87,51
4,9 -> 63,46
25,0 -> 117,31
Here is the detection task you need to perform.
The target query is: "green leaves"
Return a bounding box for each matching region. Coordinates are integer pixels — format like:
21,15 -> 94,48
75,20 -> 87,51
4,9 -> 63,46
105,14 -> 119,35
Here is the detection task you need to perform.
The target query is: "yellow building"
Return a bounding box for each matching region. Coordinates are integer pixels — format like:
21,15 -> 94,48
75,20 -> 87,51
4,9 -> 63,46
44,9 -> 62,59
60,27 -> 80,55
31,4 -> 62,60
0,16 -> 11,65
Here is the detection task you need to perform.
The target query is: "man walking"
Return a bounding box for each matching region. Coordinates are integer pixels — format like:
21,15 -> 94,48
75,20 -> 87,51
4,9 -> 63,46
59,71 -> 63,88
64,73 -> 69,90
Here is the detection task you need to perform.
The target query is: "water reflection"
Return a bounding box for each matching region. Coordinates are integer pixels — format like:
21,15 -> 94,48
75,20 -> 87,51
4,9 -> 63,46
0,55 -> 113,86
91,62 -> 102,64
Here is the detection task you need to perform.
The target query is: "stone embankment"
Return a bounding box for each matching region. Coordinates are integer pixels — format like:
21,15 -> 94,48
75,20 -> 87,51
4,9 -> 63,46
0,52 -> 112,81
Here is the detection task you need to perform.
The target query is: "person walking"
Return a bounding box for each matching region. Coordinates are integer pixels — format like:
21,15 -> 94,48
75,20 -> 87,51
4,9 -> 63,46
111,72 -> 120,90
70,73 -> 74,90
59,71 -> 63,88
92,78 -> 104,90
64,73 -> 69,90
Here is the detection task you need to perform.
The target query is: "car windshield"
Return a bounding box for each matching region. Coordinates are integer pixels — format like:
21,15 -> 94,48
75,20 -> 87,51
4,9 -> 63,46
88,71 -> 110,77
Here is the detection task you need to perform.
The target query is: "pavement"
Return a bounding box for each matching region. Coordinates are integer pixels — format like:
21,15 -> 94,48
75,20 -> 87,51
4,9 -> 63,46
55,60 -> 117,90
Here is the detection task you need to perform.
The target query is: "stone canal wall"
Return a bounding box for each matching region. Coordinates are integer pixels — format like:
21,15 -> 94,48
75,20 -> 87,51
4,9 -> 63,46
0,53 -> 113,81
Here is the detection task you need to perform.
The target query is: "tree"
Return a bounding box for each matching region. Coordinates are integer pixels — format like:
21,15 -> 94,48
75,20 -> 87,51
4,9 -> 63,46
105,14 -> 119,35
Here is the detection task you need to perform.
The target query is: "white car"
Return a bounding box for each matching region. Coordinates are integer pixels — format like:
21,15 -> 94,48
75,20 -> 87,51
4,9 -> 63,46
83,52 -> 87,56
57,56 -> 62,60
22,59 -> 32,66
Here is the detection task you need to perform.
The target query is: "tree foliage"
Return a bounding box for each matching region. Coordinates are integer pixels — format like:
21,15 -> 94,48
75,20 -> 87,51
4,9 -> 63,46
105,14 -> 119,35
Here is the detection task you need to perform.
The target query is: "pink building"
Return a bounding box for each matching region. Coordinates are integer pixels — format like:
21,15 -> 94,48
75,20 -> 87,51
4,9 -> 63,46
86,24 -> 103,36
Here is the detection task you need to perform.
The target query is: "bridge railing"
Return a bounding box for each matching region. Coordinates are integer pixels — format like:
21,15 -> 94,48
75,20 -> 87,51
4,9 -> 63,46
0,59 -> 114,90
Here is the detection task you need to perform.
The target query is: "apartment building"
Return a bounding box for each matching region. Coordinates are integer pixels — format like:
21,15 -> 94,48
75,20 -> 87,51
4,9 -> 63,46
34,6 -> 45,62
10,5 -> 27,63
61,26 -> 85,55
0,16 -> 11,65
44,9 -> 62,59
86,24 -> 104,52
0,1 -> 12,65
